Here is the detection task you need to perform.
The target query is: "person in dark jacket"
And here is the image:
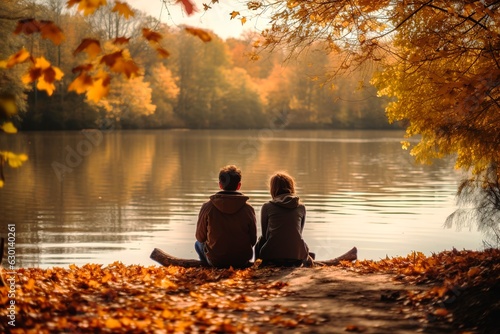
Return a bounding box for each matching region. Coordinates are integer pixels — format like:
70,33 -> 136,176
195,165 -> 257,268
255,172 -> 310,266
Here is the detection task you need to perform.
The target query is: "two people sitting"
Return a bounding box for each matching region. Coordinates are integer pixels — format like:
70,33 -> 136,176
195,165 -> 312,268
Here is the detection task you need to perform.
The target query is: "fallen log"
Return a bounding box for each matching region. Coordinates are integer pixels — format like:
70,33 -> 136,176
313,246 -> 358,266
150,246 -> 358,268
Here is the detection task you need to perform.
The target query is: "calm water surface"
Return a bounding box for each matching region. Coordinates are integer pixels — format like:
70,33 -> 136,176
0,129 -> 485,268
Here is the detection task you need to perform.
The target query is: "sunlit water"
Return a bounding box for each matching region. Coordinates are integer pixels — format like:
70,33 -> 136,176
0,129 -> 485,268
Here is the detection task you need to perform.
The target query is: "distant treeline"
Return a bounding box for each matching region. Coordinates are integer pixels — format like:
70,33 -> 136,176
3,1 -> 398,131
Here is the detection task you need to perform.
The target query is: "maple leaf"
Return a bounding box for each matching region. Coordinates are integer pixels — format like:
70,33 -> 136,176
142,28 -> 162,44
1,122 -> 18,134
185,27 -> 212,42
176,0 -> 197,15
74,38 -> 102,59
68,72 -> 94,94
156,47 -> 170,59
112,1 -> 134,19
230,11 -> 240,19
21,57 -> 64,96
13,18 -> 42,35
86,71 -> 111,102
240,17 -> 247,25
1,48 -> 31,68
13,19 -> 64,45
66,0 -> 107,16
2,151 -> 28,167
39,20 -> 65,45
100,50 -> 140,78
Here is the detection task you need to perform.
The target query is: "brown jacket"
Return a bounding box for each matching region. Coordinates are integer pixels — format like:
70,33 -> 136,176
196,191 -> 257,268
258,193 -> 309,261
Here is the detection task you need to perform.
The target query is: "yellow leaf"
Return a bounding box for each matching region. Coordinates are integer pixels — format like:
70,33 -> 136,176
87,71 -> 111,102
0,96 -> 18,116
68,73 -> 93,94
1,122 -> 17,134
5,152 -> 28,168
0,179 -> 4,188
240,17 -> 247,25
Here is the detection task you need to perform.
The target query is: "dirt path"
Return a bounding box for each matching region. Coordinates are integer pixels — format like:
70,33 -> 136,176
249,266 -> 452,333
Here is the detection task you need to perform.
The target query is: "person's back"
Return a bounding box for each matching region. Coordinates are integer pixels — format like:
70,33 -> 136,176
255,172 -> 310,265
195,165 -> 257,268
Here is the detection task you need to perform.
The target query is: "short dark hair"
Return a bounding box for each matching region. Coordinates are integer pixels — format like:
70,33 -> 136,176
219,165 -> 242,191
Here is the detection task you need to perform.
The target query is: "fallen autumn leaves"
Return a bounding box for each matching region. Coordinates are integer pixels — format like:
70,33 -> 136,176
0,248 -> 498,333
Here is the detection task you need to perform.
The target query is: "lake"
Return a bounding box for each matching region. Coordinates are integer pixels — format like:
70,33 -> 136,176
0,129 -> 485,268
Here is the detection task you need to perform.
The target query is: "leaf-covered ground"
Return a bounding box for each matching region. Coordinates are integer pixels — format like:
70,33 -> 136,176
1,248 -> 498,333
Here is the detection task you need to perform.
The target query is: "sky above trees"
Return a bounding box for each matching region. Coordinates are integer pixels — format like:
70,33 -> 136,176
124,0 -> 257,39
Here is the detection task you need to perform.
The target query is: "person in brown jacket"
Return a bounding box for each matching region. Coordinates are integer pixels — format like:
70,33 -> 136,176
255,172 -> 311,266
195,165 -> 257,268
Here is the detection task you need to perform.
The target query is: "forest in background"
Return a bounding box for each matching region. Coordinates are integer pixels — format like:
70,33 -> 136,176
1,0 -> 393,131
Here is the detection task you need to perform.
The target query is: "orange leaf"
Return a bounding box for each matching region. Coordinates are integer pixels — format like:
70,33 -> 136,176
24,278 -> 36,290
74,38 -> 102,59
101,51 -> 140,78
13,19 -> 42,35
176,0 -> 197,15
142,28 -> 162,44
66,0 -> 107,16
105,318 -> 121,329
39,20 -> 65,45
156,47 -> 170,59
2,48 -> 31,68
185,27 -> 212,42
112,1 -> 135,19
230,11 -> 240,19
434,308 -> 449,317
68,72 -> 93,94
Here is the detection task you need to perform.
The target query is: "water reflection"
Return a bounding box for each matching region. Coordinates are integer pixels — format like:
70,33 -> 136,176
0,129 -> 484,268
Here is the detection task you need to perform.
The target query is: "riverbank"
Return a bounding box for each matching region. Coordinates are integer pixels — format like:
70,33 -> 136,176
0,248 -> 498,333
